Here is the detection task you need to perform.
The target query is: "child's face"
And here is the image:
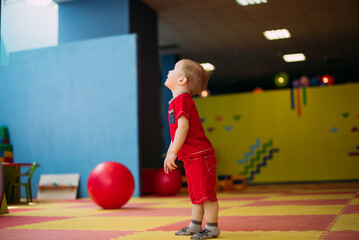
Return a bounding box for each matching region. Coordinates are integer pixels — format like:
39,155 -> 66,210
165,61 -> 184,91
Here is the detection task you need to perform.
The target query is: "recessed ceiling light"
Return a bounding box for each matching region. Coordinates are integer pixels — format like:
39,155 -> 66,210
283,53 -> 306,62
200,63 -> 215,71
235,0 -> 267,6
263,29 -> 291,40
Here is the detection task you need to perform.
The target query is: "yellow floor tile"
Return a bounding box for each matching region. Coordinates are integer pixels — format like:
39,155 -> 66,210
219,205 -> 344,216
293,188 -> 359,193
220,231 -> 323,240
112,231 -> 178,240
145,200 -> 255,208
349,198 -> 359,205
143,200 -> 191,208
8,216 -> 188,231
8,208 -> 117,217
244,188 -> 294,192
331,214 -> 359,231
218,200 -> 255,208
128,197 -> 186,204
265,194 -> 355,201
112,231 -> 323,240
217,193 -> 279,198
8,202 -> 87,209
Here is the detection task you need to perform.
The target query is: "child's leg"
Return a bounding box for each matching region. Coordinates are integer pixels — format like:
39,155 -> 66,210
178,153 -> 218,237
189,203 -> 204,232
191,200 -> 220,239
175,203 -> 203,236
203,200 -> 218,223
192,203 -> 204,222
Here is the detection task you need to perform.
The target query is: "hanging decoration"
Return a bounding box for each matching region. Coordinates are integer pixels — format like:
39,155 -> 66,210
311,76 -> 320,86
299,76 -> 310,87
292,79 -> 301,88
274,72 -> 289,88
321,74 -> 334,85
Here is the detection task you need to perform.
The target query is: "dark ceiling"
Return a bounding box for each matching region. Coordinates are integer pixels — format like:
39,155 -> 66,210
142,0 -> 359,94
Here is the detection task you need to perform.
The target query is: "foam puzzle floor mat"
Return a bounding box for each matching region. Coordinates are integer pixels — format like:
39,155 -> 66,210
1,182 -> 359,240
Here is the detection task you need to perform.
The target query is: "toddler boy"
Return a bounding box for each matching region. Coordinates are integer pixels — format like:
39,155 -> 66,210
164,59 -> 220,239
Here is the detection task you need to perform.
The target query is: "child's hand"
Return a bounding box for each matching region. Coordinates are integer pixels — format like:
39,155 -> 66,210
164,153 -> 178,174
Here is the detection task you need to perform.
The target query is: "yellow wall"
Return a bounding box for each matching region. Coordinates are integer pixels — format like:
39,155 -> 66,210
195,83 -> 359,183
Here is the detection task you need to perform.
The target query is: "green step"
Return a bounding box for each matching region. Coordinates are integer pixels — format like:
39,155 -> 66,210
0,127 -> 9,140
0,144 -> 13,151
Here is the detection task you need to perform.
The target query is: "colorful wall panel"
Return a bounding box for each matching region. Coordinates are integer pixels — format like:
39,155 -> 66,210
195,83 -> 359,183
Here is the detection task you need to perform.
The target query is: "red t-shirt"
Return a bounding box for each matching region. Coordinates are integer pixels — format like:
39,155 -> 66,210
168,92 -> 214,160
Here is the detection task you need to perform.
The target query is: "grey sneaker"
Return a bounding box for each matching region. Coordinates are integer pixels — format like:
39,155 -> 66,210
175,226 -> 197,236
190,228 -> 220,239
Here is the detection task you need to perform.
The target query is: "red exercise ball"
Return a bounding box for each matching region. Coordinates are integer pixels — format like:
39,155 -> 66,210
87,161 -> 134,209
154,168 -> 182,196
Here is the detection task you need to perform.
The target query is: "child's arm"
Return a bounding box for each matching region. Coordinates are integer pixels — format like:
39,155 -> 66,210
164,115 -> 189,174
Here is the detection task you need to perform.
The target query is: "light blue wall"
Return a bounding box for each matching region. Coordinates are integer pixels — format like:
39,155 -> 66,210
0,35 -> 8,66
58,0 -> 130,43
0,34 -> 140,198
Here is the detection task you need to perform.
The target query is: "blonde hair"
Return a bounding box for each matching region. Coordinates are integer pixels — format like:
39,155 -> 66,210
180,59 -> 209,95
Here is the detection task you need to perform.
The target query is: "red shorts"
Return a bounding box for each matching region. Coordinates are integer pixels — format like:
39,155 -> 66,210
183,152 -> 218,204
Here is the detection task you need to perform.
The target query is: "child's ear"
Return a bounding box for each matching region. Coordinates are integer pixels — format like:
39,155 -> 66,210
179,76 -> 188,85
